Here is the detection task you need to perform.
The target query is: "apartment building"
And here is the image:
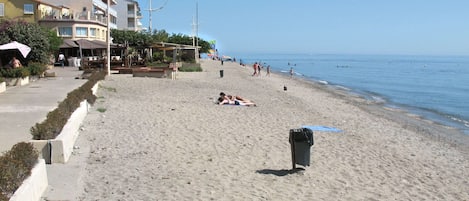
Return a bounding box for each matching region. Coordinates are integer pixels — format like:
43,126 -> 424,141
0,0 -> 37,23
113,0 -> 143,31
35,0 -> 117,43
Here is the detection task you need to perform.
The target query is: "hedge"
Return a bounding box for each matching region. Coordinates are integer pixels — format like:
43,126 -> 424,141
30,70 -> 106,140
0,142 -> 38,200
0,63 -> 48,78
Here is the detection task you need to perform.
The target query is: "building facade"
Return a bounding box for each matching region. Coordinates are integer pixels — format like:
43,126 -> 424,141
0,0 -> 37,23
113,0 -> 142,31
34,0 -> 117,43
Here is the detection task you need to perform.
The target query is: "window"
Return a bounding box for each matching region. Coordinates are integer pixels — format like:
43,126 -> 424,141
58,27 -> 73,36
90,28 -> 96,37
76,27 -> 88,37
24,4 -> 34,14
0,3 -> 4,17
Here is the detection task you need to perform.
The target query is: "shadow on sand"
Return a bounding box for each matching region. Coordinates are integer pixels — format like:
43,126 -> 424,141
256,168 -> 305,177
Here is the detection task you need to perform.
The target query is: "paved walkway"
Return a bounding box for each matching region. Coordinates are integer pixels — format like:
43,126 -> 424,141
0,67 -> 86,154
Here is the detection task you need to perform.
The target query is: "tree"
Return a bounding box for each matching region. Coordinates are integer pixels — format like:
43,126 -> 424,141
151,29 -> 169,43
167,33 -> 211,53
46,29 -> 63,54
110,29 -> 212,53
111,29 -> 155,47
0,19 -> 55,64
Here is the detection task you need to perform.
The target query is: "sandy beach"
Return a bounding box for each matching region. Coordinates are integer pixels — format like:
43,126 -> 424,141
74,59 -> 468,200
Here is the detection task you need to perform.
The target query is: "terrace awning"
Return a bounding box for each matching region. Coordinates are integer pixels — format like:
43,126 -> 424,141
75,39 -> 107,49
59,39 -> 79,48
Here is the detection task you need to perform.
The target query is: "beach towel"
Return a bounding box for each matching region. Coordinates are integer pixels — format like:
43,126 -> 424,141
302,125 -> 343,133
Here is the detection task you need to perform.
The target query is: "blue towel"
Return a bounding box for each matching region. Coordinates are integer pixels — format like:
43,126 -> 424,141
302,125 -> 343,133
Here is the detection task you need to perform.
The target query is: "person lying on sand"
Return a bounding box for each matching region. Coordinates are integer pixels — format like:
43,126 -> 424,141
218,92 -> 256,106
217,97 -> 256,106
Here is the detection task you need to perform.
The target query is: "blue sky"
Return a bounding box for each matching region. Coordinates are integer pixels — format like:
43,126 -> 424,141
137,0 -> 469,56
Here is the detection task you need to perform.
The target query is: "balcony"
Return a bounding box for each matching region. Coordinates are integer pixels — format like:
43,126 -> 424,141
39,11 -> 109,26
127,11 -> 135,18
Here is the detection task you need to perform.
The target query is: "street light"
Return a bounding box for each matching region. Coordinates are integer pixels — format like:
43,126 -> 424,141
193,1 -> 199,63
107,0 -> 111,76
146,0 -> 168,32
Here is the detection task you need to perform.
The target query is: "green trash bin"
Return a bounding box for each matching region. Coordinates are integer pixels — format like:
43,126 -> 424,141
289,128 -> 314,169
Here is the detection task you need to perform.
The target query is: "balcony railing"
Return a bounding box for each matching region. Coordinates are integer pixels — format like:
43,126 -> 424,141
39,11 -> 108,25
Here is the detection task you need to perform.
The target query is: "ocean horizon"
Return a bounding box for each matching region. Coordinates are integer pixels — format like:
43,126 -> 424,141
226,53 -> 469,135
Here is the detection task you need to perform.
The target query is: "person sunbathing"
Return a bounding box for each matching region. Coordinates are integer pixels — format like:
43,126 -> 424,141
218,92 -> 256,106
219,92 -> 250,102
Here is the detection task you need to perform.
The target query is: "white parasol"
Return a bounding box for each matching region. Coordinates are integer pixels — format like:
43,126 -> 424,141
0,41 -> 32,58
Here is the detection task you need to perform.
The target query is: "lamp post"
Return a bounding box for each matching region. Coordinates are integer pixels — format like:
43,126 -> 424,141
195,1 -> 199,63
106,0 -> 111,76
147,0 -> 168,32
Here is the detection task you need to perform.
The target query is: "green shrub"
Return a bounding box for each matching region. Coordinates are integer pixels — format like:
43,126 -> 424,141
152,51 -> 164,62
8,143 -> 39,170
180,53 -> 195,63
97,107 -> 106,113
0,192 -> 9,201
30,71 -> 106,140
146,61 -> 168,67
164,56 -> 173,63
179,63 -> 202,72
0,68 -> 17,78
0,77 -> 4,83
20,68 -> 30,78
0,142 -> 38,200
27,62 -> 47,76
0,67 -> 30,78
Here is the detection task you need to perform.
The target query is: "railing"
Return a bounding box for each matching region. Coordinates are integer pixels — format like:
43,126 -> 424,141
39,11 -> 108,25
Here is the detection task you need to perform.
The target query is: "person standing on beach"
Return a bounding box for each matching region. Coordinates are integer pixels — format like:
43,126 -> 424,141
266,65 -> 271,76
257,63 -> 262,76
289,67 -> 294,78
252,62 -> 258,76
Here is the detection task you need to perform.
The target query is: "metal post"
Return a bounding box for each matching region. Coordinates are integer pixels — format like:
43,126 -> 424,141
106,0 -> 111,76
195,1 -> 199,63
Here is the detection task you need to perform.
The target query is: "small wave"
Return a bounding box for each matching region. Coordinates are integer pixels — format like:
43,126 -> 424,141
334,85 -> 351,91
370,96 -> 386,104
448,115 -> 469,128
318,80 -> 328,85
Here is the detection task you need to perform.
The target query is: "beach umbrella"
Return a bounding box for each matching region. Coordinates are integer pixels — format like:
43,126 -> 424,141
0,41 -> 31,58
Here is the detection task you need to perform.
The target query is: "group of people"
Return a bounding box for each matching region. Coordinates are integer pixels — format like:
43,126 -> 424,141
252,62 -> 271,77
217,92 -> 256,106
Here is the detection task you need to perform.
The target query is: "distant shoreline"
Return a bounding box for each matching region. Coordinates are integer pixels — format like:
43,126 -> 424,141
231,58 -> 469,150
230,54 -> 469,139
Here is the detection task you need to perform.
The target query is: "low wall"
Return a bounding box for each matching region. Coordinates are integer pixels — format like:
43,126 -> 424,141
9,159 -> 48,201
91,81 -> 100,96
0,81 -> 5,93
30,100 -> 90,164
132,68 -> 172,78
4,76 -> 29,86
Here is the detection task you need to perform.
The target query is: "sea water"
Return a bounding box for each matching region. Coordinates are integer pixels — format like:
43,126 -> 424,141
232,53 -> 469,134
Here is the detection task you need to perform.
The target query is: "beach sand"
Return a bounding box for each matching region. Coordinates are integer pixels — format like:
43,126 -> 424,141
75,59 -> 469,200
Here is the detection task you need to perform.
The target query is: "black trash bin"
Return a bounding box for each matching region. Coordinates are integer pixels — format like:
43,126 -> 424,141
220,70 -> 224,78
289,128 -> 314,169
